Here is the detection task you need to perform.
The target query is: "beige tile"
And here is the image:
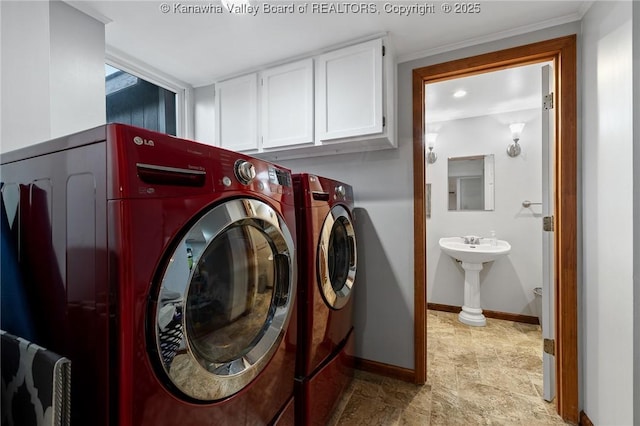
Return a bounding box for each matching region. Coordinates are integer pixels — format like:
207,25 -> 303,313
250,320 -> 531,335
430,404 -> 489,426
379,378 -> 433,417
515,321 -> 542,334
427,359 -> 457,391
521,415 -> 572,426
509,393 -> 567,424
354,369 -> 386,384
456,364 -> 483,385
405,385 -> 432,415
456,382 -> 522,423
351,378 -> 383,399
429,388 -> 464,426
497,350 -> 543,372
326,383 -> 354,426
398,406 -> 431,426
476,365 -> 538,397
430,385 -> 459,410
528,371 -> 544,398
333,310 -> 567,425
336,393 -> 401,426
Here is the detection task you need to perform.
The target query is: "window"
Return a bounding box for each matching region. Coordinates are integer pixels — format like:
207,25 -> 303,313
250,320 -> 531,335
105,64 -> 177,136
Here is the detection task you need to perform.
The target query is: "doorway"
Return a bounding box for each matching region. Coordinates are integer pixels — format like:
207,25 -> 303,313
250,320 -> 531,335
412,36 -> 577,423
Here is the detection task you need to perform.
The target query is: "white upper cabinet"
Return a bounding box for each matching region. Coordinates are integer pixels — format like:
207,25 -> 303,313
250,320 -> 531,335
211,37 -> 395,159
261,58 -> 314,149
215,73 -> 258,152
316,38 -> 383,142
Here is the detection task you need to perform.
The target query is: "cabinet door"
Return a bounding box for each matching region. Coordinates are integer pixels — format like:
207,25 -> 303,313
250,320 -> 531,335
316,38 -> 383,142
215,74 -> 258,152
261,59 -> 314,149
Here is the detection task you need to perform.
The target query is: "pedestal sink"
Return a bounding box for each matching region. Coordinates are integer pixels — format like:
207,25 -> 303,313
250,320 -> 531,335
438,236 -> 511,326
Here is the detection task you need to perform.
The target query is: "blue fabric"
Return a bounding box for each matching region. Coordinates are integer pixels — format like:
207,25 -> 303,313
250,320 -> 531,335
1,191 -> 36,342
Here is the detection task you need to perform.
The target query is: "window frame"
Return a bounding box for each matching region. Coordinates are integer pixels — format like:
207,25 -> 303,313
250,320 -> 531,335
106,50 -> 194,139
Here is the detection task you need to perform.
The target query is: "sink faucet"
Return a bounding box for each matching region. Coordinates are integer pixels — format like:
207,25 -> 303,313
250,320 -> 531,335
463,236 -> 481,244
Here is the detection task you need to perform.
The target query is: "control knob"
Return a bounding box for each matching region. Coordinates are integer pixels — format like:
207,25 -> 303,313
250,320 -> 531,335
234,160 -> 256,185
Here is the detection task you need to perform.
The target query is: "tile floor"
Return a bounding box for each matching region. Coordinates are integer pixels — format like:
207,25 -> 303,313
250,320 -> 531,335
330,310 -> 569,425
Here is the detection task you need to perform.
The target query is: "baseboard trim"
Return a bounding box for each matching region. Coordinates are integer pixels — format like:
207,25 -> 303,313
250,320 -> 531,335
353,357 -> 415,383
427,303 -> 540,325
579,410 -> 594,426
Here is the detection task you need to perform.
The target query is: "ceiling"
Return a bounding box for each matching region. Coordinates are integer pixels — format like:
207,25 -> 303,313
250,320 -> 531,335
68,1 -> 590,88
425,61 -> 553,124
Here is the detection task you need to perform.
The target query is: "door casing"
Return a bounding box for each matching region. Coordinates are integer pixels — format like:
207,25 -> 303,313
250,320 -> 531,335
411,35 -> 578,423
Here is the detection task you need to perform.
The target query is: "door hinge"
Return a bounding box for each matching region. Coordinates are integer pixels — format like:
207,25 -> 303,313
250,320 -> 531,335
543,338 -> 555,356
543,215 -> 554,232
382,45 -> 386,57
543,93 -> 554,110
382,116 -> 386,127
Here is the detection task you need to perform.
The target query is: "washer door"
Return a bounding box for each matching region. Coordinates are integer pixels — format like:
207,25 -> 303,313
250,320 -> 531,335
317,205 -> 357,310
151,198 -> 295,401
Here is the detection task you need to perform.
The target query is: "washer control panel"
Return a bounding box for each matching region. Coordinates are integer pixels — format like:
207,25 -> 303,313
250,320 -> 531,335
268,167 -> 292,187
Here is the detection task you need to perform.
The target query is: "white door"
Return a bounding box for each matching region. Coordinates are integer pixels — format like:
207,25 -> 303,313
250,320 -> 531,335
541,64 -> 556,402
261,58 -> 314,149
316,38 -> 383,142
214,73 -> 258,152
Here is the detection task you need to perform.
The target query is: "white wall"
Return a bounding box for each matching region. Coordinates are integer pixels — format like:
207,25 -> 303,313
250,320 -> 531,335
49,1 -> 105,140
581,1 -> 634,424
427,110 -> 543,317
194,84 -> 216,144
1,1 -> 52,150
0,0 -> 105,153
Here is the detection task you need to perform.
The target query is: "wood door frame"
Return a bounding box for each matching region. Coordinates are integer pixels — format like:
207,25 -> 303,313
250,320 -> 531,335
412,35 -> 578,423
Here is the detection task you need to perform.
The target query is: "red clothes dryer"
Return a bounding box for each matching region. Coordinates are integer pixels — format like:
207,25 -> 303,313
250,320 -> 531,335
292,173 -> 357,425
0,124 -> 297,425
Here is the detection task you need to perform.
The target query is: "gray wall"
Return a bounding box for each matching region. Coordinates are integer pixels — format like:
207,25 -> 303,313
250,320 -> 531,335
279,144 -> 416,369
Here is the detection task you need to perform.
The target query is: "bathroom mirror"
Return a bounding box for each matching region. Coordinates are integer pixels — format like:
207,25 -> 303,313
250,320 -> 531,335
448,154 -> 495,211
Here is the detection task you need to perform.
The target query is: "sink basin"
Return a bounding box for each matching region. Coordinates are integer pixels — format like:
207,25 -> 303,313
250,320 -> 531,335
438,236 -> 511,327
439,237 -> 511,264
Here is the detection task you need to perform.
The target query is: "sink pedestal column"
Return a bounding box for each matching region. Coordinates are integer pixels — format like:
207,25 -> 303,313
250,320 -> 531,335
458,262 -> 486,327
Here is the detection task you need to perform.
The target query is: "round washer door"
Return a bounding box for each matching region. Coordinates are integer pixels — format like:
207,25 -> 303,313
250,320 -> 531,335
151,198 -> 295,401
317,204 -> 357,310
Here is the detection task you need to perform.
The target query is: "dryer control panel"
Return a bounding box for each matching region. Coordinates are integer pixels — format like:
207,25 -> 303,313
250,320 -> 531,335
293,173 -> 354,209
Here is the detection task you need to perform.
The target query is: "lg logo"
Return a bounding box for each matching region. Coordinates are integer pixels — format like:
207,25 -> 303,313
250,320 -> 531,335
133,136 -> 155,146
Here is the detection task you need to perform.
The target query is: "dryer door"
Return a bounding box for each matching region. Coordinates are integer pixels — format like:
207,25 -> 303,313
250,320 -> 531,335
151,198 -> 295,401
317,204 -> 357,310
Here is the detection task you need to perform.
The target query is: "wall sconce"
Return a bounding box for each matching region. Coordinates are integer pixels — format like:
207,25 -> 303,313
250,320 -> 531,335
426,133 -> 438,164
507,122 -> 525,157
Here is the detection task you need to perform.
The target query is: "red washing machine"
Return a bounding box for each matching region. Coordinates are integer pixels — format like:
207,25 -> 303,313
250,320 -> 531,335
292,173 -> 357,425
0,124 -> 297,425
